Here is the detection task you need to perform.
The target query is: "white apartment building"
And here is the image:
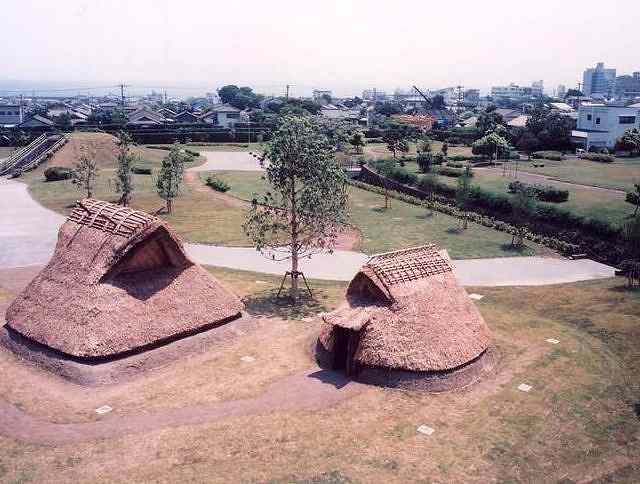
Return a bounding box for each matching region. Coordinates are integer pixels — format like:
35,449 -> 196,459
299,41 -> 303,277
491,82 -> 543,99
573,103 -> 640,149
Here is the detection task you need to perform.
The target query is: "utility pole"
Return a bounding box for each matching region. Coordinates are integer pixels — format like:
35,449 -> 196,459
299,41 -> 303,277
285,84 -> 290,100
119,83 -> 128,109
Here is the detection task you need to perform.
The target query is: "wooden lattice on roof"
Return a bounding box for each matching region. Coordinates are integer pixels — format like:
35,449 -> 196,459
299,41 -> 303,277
367,245 -> 452,286
68,199 -> 156,238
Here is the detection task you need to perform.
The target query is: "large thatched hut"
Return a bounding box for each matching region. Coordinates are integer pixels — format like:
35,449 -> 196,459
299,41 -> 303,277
316,245 -> 497,392
2,199 -> 244,382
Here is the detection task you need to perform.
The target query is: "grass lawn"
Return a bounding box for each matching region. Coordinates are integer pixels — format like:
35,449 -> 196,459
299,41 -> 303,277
403,160 -> 634,227
363,140 -> 472,160
516,156 -> 640,192
1,270 -> 639,483
216,170 -> 538,258
0,147 -> 16,159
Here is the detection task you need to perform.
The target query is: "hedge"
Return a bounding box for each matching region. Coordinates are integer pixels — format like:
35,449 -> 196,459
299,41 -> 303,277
507,180 -> 569,203
44,166 -> 73,181
532,151 -> 565,161
437,166 -> 473,178
580,153 -> 616,163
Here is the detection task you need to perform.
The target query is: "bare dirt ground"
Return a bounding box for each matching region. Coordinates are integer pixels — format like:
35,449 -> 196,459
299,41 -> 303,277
49,132 -> 120,168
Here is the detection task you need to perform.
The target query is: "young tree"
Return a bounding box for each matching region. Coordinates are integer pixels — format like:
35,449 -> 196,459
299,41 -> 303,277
626,183 -> 640,216
472,132 -> 510,160
510,184 -> 536,247
349,131 -> 365,154
516,131 -> 540,159
383,129 -> 406,158
616,128 -> 640,157
417,137 -> 432,154
441,142 -> 449,157
477,106 -> 505,134
156,144 -> 186,214
72,153 -> 98,198
244,116 -> 349,300
113,131 -> 136,206
455,167 -> 473,229
398,139 -> 410,158
416,151 -> 434,173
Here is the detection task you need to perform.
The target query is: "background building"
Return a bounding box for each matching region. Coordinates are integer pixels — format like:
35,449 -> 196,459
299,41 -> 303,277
491,82 -> 544,99
582,62 -> 616,97
574,103 -> 640,149
615,72 -> 640,99
0,104 -> 24,126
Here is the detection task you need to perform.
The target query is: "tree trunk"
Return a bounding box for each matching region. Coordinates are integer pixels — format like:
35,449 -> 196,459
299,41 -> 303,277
167,198 -> 173,214
290,177 -> 299,301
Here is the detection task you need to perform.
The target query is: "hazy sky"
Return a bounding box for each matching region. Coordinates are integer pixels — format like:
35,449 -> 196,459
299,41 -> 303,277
3,0 -> 639,97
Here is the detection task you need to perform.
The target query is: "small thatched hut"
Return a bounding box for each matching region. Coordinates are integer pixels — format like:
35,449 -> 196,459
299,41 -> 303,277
316,245 -> 496,392
4,199 -> 243,366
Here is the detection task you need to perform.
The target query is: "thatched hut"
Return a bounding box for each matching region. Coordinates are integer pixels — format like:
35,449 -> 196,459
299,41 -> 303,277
316,245 -> 497,392
3,199 -> 244,379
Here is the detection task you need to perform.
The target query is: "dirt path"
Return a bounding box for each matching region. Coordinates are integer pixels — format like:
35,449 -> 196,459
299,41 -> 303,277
0,367 -> 363,445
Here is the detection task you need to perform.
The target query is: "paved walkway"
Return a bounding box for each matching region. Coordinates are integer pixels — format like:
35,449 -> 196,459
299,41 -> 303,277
190,151 -> 264,172
0,178 -> 616,285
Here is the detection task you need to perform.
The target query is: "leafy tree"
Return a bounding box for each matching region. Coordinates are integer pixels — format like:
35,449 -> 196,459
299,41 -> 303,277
626,183 -> 640,216
525,107 -> 574,150
111,110 -> 127,125
441,142 -> 449,156
476,106 -> 504,134
398,139 -> 410,158
243,115 -> 349,300
72,153 -> 98,198
321,93 -> 332,104
516,131 -> 540,159
218,85 -> 241,104
455,167 -> 473,229
616,128 -> 640,157
156,144 -> 186,214
416,152 -> 434,173
113,131 -> 136,206
54,112 -> 72,130
349,131 -> 365,154
510,184 -> 536,246
383,129 -> 407,158
417,138 -> 432,153
472,132 -> 510,160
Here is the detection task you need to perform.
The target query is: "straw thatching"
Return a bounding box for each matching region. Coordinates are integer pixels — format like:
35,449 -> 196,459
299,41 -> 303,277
316,245 -> 495,391
4,199 -> 243,360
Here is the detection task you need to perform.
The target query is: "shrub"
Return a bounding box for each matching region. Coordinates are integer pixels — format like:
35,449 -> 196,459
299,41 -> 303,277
447,161 -> 464,168
437,166 -> 473,178
370,159 -> 418,185
44,166 -> 73,181
185,148 -> 200,157
447,155 -> 469,162
205,175 -> 230,192
131,165 -> 152,175
580,153 -> 615,163
532,151 -> 565,161
416,175 -> 456,197
507,181 -> 569,203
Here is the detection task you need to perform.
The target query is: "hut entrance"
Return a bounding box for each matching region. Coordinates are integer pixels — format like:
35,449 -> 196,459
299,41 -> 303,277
333,327 -> 359,377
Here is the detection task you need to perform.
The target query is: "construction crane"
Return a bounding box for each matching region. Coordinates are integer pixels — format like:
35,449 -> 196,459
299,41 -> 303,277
412,85 -> 432,108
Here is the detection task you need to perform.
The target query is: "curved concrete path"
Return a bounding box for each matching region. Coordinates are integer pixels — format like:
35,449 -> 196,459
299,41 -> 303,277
0,177 -> 616,285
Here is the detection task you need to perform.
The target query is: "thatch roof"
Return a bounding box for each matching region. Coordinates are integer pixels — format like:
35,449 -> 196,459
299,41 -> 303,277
5,199 -> 243,359
318,245 -> 491,372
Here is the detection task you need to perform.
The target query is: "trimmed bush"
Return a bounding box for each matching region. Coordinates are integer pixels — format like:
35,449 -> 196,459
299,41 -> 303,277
205,175 -> 230,192
532,151 -> 565,161
132,165 -> 152,175
44,166 -> 73,182
580,153 -> 615,163
437,166 -> 473,178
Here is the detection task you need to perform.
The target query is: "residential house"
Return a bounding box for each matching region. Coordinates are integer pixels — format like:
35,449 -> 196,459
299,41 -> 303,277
126,109 -> 170,127
156,108 -> 177,120
173,111 -> 200,123
572,103 -> 640,149
199,104 -> 242,128
0,104 -> 24,126
19,115 -> 55,128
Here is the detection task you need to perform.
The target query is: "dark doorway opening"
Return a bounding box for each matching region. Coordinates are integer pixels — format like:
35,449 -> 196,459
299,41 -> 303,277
333,327 -> 359,376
